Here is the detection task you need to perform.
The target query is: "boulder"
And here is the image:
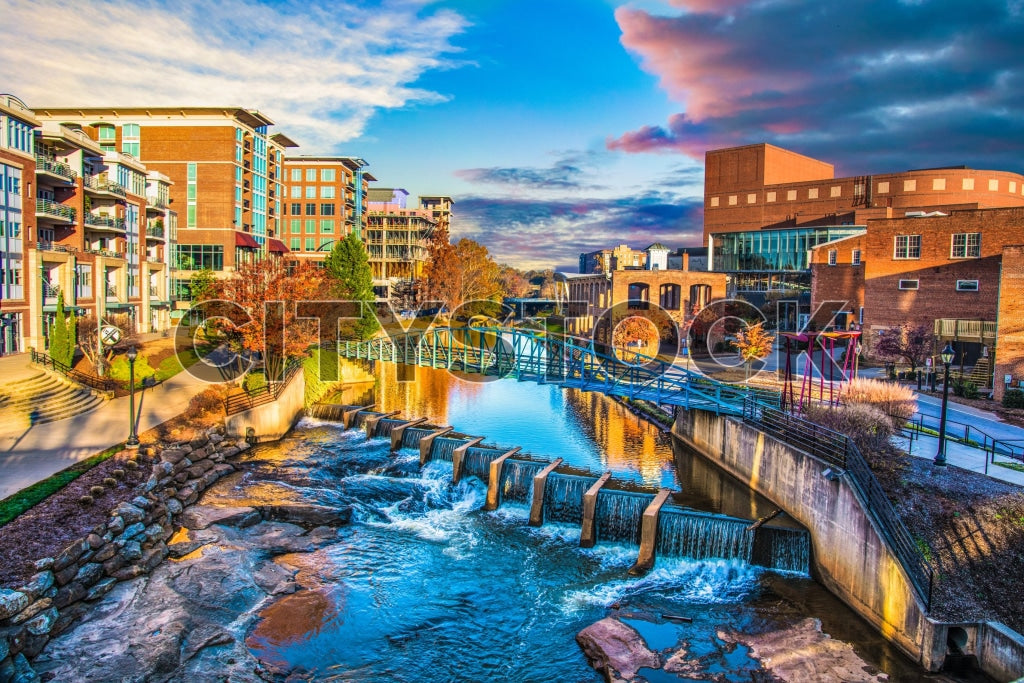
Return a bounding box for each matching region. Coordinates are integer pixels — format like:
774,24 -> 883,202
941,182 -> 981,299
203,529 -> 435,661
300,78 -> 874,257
74,563 -> 104,587
161,448 -> 188,464
18,572 -> 54,602
113,503 -> 146,526
254,504 -> 352,528
121,541 -> 143,562
23,607 -> 58,636
0,653 -> 37,683
84,578 -> 118,602
52,539 -> 88,572
9,599 -> 51,625
181,506 -> 261,531
576,618 -> 660,681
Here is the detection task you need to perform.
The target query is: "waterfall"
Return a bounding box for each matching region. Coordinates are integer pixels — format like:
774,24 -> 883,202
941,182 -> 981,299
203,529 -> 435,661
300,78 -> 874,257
594,490 -> 648,545
429,436 -> 466,462
402,427 -> 435,449
542,474 -> 593,525
464,447 -> 500,481
499,460 -> 545,504
655,509 -> 754,563
352,411 -> 372,428
752,527 -> 811,573
376,419 -> 405,437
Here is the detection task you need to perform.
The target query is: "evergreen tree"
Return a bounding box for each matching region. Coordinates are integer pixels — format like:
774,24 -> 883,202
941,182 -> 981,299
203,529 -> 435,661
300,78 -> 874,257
50,292 -> 69,365
324,232 -> 379,340
67,309 -> 77,366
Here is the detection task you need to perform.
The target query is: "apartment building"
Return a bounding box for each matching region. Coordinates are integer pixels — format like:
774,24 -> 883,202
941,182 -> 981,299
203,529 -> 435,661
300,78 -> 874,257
365,191 -> 451,302
34,107 -> 297,300
0,95 -> 178,354
280,156 -> 373,263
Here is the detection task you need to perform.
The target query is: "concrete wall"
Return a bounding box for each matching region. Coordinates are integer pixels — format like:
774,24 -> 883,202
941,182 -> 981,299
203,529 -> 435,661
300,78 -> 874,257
225,371 -> 305,441
673,408 -> 1024,680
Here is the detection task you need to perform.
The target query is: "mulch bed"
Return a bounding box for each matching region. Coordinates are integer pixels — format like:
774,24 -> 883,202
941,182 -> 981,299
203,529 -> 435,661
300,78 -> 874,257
867,445 -> 1024,632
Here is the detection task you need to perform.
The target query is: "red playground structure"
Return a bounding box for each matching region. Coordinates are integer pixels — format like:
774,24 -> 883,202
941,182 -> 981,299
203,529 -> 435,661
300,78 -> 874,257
779,330 -> 862,413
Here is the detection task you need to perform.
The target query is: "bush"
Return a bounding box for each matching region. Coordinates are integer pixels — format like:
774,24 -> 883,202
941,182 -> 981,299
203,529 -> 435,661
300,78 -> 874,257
109,354 -> 156,384
184,387 -> 226,422
243,371 -> 268,393
1004,389 -> 1024,409
952,378 -> 979,399
803,402 -> 895,453
840,378 -> 917,424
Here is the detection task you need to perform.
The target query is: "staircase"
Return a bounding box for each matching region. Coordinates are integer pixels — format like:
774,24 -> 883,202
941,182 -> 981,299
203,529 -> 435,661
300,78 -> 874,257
966,358 -> 991,387
0,372 -> 105,431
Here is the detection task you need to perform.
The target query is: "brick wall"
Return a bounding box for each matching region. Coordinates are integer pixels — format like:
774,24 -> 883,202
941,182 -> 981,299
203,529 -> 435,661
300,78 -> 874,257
994,246 -> 1024,401
810,234 -> 865,319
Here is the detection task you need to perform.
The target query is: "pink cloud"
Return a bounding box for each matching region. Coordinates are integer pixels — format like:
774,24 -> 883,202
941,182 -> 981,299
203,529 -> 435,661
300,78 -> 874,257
665,0 -> 748,14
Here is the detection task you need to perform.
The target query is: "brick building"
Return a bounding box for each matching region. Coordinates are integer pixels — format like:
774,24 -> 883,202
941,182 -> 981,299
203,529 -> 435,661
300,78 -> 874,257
809,206 -> 1024,397
1,95 -> 179,353
703,143 -> 1024,312
280,156 -> 373,263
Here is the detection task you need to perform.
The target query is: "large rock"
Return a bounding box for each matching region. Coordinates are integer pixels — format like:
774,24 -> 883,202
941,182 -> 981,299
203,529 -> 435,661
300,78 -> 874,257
181,505 -> 261,530
0,589 -> 29,620
576,618 -> 660,681
254,503 -> 351,528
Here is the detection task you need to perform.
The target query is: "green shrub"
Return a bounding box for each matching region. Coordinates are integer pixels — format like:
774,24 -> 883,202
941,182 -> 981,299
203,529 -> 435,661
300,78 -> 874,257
1003,389 -> 1024,409
803,402 -> 895,453
243,371 -> 268,392
952,378 -> 979,399
109,354 -> 156,384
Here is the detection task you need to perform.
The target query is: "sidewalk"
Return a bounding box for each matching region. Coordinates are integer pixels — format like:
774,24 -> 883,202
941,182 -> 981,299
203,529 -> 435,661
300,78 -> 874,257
0,354 -> 217,499
895,432 -> 1024,487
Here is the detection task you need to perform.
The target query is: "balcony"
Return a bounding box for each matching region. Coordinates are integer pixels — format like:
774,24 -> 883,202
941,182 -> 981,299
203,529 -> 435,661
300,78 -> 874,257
84,247 -> 124,259
146,196 -> 169,210
84,175 -> 127,198
84,213 -> 127,232
243,180 -> 250,190
35,156 -> 78,184
37,241 -> 78,255
42,280 -> 60,304
146,225 -> 166,240
105,284 -> 122,301
934,319 -> 997,343
35,198 -> 76,223
147,254 -> 164,264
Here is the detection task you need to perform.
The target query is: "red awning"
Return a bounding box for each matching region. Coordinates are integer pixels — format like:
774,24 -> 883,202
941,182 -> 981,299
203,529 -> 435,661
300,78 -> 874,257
235,231 -> 261,249
267,238 -> 289,253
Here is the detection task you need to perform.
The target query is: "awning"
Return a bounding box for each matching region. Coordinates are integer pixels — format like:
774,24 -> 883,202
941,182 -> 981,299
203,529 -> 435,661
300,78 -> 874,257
235,231 -> 261,249
267,238 -> 289,253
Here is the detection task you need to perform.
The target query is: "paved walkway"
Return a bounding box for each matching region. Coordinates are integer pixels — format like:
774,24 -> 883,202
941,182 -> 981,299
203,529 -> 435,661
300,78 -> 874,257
0,353 -> 219,500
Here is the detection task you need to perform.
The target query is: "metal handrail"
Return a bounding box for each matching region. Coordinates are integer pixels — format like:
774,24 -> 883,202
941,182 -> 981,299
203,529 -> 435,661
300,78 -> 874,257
35,156 -> 78,181
29,350 -> 117,392
224,358 -> 303,415
36,198 -> 76,221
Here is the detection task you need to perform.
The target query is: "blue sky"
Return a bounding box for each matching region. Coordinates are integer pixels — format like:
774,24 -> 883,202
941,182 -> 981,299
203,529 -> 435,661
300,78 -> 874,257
4,0 -> 1024,271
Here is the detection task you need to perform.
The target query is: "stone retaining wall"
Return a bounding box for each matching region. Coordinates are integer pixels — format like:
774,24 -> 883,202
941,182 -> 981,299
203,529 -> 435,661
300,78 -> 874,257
0,428 -> 249,679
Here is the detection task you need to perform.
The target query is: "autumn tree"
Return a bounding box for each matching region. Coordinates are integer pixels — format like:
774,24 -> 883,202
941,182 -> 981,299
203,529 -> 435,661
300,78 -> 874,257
422,231 -> 505,317
77,313 -> 137,376
612,316 -> 659,363
497,265 -> 530,298
873,323 -> 935,374
214,258 -> 328,380
324,232 -> 379,340
734,321 -> 775,380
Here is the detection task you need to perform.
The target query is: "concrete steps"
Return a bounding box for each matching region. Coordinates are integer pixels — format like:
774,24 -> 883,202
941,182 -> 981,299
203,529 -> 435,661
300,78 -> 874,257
0,371 -> 107,431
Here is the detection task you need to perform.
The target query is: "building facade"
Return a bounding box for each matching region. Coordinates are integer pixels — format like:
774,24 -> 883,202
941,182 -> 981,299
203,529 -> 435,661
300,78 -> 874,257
364,193 -> 451,303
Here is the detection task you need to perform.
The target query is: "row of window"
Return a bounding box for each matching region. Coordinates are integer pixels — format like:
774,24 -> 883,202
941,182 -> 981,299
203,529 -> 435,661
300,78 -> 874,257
894,232 -> 981,260
898,279 -> 979,292
286,202 -> 340,217
288,219 -> 336,234
289,237 -> 335,251
709,177 -> 1024,207
289,185 -> 336,199
288,168 -> 338,182
3,117 -> 34,154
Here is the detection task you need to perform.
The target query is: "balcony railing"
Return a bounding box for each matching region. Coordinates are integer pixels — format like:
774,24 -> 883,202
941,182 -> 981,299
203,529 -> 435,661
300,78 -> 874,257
37,241 -> 78,254
149,286 -> 159,297
42,280 -> 60,300
147,255 -> 164,264
146,196 -> 169,209
84,214 -> 127,231
84,247 -> 124,259
35,198 -> 76,222
146,225 -> 165,239
35,156 -> 78,183
105,284 -> 120,301
934,319 -> 998,341
84,175 -> 127,197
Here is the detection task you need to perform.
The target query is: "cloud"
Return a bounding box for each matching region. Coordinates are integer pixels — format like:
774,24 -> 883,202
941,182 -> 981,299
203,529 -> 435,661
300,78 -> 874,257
0,0 -> 467,150
455,151 -> 607,190
609,0 -> 1024,174
451,193 -> 704,271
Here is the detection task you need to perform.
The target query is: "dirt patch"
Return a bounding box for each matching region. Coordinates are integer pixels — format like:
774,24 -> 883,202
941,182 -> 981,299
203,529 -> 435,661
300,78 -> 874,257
0,385 -> 228,589
866,445 -> 1024,632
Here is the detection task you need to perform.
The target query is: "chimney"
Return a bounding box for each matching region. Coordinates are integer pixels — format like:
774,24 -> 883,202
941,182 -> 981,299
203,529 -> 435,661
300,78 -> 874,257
682,252 -> 690,272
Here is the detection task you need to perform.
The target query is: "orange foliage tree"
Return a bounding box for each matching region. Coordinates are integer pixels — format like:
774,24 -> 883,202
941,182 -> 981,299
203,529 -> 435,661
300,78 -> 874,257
612,316 -> 659,362
733,321 -> 775,380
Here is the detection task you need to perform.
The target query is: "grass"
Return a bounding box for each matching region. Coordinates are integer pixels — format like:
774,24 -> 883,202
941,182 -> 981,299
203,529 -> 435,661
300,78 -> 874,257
993,460 -> 1024,474
915,536 -> 935,564
0,443 -> 125,528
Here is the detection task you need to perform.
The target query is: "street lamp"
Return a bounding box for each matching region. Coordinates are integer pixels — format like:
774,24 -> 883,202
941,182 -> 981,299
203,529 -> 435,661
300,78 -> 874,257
854,342 -> 863,379
934,342 -> 956,467
126,345 -> 140,448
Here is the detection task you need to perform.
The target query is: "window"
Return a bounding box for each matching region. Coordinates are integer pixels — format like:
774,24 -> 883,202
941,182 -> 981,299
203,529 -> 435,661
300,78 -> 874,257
766,192 -> 776,202
290,186 -> 301,198
290,169 -> 301,182
894,235 -> 921,259
305,237 -> 315,251
747,193 -> 756,204
787,190 -> 796,200
808,188 -> 819,199
898,279 -> 919,290
290,219 -> 300,234
728,195 -> 737,205
321,186 -> 335,199
306,169 -> 316,182
951,232 -> 981,258
710,197 -> 719,207
305,186 -> 316,199
305,203 -> 316,216
877,181 -> 889,194
963,178 -> 974,190
827,250 -> 837,266
320,220 -> 334,233
187,163 -> 197,181
305,219 -> 316,233
933,178 -> 946,190
175,244 -> 223,271
121,123 -> 140,157
187,185 -> 196,200
989,179 -> 999,191
320,238 -> 333,250
956,280 -> 979,291
96,124 -> 116,142
290,203 -> 301,215
321,169 -> 335,182
851,249 -> 861,266
904,179 -> 916,192
320,203 -> 335,216
830,186 -> 841,197
186,205 -> 196,228
290,237 -> 300,250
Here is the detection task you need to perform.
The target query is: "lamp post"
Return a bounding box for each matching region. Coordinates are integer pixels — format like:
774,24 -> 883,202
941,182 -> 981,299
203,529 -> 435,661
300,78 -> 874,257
126,345 -> 140,448
934,342 -> 956,467
854,342 -> 862,379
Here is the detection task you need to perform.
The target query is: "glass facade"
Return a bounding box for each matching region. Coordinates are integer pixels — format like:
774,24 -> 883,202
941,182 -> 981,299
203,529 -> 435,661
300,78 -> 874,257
711,226 -> 864,273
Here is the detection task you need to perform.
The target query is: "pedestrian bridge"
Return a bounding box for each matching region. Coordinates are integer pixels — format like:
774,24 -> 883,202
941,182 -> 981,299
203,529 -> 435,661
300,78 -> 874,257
336,326 -> 780,415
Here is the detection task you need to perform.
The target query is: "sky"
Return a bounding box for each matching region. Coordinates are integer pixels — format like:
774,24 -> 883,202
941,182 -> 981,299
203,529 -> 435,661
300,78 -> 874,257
3,0 -> 1024,271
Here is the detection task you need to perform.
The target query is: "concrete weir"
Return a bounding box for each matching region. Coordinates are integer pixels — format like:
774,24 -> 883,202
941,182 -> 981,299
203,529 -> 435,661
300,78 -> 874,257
483,448 -> 521,511
629,488 -> 671,576
342,404 -> 375,429
528,458 -> 564,526
452,437 -> 485,484
579,472 -> 612,548
390,417 -> 427,451
419,427 -> 454,465
365,410 -> 401,438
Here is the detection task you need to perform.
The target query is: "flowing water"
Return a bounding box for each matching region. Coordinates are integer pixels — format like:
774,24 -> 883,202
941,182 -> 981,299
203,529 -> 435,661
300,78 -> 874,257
232,363 -> 942,681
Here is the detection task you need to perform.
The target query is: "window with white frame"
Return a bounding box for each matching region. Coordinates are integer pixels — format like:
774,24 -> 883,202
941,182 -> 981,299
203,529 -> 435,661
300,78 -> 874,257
956,280 -> 979,291
894,235 -> 921,259
827,249 -> 837,266
851,249 -> 861,265
898,279 -> 919,290
951,232 -> 981,259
